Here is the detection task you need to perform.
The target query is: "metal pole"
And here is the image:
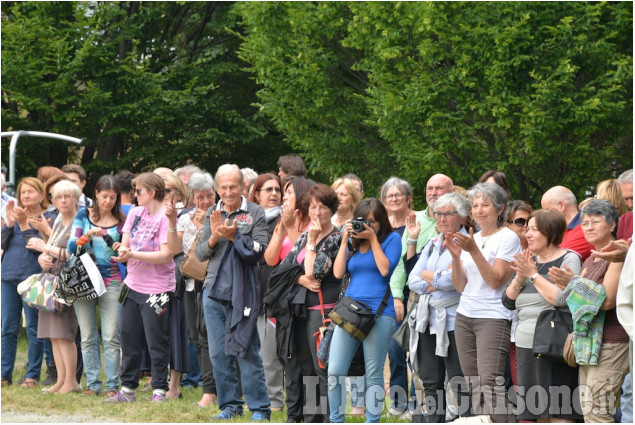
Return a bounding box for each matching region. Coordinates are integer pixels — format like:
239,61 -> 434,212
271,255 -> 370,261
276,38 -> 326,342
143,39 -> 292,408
0,130 -> 83,187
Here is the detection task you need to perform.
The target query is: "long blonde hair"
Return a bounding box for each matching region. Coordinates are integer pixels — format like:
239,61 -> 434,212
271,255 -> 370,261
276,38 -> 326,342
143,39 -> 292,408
596,179 -> 629,215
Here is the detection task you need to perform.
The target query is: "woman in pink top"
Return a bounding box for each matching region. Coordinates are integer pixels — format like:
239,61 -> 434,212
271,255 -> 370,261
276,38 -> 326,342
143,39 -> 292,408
107,173 -> 181,403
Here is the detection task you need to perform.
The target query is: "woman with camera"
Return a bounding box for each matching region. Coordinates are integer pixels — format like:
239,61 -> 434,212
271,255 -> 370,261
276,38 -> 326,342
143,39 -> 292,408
67,175 -> 125,397
328,198 -> 402,423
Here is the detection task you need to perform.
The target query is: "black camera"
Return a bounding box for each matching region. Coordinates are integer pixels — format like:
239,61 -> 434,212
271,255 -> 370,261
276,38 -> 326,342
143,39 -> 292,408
351,217 -> 371,233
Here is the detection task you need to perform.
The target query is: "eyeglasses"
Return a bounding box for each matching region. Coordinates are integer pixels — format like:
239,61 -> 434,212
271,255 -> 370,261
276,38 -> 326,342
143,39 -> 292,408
386,193 -> 404,201
135,188 -> 143,195
260,187 -> 281,194
433,211 -> 458,218
581,219 -> 606,229
507,217 -> 527,227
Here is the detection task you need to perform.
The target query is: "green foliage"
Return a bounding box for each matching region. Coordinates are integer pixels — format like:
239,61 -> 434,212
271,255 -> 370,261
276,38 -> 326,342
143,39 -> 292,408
1,1 -> 287,189
238,1 -> 632,206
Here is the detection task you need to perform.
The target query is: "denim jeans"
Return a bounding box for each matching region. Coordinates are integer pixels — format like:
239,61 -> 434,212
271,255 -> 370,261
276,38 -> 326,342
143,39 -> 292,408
203,287 -> 270,416
1,279 -> 44,381
328,314 -> 396,423
74,282 -> 121,392
622,372 -> 633,424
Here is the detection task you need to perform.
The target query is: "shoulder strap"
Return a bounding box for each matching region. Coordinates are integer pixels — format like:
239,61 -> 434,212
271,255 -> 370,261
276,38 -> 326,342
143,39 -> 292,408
375,285 -> 392,318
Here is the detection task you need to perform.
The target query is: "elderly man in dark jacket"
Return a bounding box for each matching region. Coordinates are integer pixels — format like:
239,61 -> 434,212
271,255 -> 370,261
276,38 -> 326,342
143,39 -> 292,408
196,164 -> 271,421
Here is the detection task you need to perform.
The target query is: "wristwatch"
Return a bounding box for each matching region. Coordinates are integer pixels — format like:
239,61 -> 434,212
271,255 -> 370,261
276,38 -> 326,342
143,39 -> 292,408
305,244 -> 316,252
529,272 -> 539,283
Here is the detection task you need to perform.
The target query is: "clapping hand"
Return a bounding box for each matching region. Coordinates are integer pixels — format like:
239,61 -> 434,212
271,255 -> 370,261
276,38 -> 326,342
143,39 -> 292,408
511,250 -> 537,281
449,228 -> 478,254
591,239 -> 631,263
548,265 -> 575,291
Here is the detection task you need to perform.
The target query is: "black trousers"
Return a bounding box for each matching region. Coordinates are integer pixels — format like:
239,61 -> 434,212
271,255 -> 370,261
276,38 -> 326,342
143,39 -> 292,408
417,328 -> 470,422
284,309 -> 330,422
120,288 -> 171,391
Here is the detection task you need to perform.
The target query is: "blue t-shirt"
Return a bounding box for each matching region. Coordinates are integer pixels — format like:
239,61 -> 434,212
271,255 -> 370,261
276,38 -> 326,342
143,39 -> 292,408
345,232 -> 402,318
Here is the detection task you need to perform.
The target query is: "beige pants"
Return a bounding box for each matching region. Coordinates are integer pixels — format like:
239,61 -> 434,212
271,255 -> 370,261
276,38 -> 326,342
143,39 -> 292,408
579,342 -> 629,423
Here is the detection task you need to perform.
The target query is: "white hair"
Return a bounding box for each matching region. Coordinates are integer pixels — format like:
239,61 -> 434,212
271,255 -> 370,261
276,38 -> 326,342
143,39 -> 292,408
188,172 -> 214,192
215,164 -> 243,187
174,165 -> 202,179
241,167 -> 258,184
618,169 -> 633,185
50,180 -> 82,202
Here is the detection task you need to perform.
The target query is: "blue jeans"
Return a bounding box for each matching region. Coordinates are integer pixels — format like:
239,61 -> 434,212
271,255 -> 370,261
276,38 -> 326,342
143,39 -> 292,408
203,287 -> 270,416
328,315 -> 396,423
74,282 -> 121,392
1,279 -> 44,381
621,372 -> 633,423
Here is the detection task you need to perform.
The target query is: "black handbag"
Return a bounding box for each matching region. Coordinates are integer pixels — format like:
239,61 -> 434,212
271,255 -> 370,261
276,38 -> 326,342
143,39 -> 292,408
532,306 -> 573,364
329,286 -> 391,341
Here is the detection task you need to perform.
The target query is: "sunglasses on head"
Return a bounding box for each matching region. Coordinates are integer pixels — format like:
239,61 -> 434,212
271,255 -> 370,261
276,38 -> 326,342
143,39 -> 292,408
507,217 -> 527,227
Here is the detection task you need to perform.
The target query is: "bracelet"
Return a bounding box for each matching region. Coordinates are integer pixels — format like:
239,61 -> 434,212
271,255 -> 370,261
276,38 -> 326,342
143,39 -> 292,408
168,227 -> 177,233
407,238 -> 418,245
513,284 -> 524,292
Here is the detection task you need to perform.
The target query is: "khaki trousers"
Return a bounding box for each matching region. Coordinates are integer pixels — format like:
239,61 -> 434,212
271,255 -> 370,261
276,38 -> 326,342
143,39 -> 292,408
579,342 -> 629,423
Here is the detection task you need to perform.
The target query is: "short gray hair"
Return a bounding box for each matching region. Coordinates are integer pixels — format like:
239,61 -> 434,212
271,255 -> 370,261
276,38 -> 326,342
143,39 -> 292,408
380,177 -> 412,207
241,167 -> 258,184
174,165 -> 202,179
214,164 -> 243,187
50,180 -> 81,203
468,182 -> 508,226
188,172 -> 214,192
434,192 -> 469,218
618,169 -> 633,185
581,199 -> 619,238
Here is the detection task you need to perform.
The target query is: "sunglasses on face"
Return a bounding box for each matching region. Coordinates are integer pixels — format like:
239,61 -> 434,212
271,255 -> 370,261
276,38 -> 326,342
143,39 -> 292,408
135,188 -> 143,196
260,187 -> 281,194
507,217 -> 527,227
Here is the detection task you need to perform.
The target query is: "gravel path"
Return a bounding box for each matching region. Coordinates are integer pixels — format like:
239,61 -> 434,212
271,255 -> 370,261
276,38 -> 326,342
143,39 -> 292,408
2,411 -> 117,423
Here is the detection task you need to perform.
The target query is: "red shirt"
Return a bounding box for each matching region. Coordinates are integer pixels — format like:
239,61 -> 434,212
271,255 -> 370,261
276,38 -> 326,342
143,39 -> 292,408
617,211 -> 633,240
561,212 -> 593,262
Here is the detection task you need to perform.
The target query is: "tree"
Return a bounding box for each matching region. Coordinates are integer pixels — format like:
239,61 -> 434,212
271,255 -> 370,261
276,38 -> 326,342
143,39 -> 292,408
238,2 -> 632,205
1,1 -> 287,188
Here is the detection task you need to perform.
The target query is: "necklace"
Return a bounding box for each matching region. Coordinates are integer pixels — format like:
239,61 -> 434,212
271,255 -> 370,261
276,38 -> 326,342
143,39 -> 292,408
480,227 -> 502,249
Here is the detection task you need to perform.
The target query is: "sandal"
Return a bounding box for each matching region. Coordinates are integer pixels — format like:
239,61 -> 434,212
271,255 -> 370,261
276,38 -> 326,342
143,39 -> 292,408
20,378 -> 39,388
1,379 -> 10,387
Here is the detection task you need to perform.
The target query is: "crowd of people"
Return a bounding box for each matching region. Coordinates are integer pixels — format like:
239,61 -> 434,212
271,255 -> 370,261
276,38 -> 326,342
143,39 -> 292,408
0,156 -> 633,424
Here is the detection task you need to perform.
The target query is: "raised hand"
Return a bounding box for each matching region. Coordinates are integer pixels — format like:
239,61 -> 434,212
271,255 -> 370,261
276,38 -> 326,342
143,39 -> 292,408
307,220 -> 322,244
215,218 -> 238,242
28,215 -> 51,236
5,200 -> 15,227
193,208 -> 207,227
405,212 -> 420,240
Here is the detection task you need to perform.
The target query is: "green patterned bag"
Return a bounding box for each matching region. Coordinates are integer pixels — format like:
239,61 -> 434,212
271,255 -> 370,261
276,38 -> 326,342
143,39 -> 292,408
17,272 -> 70,314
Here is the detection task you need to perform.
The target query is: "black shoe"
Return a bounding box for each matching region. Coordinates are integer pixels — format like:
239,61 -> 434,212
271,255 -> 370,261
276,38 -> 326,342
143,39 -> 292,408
41,364 -> 58,387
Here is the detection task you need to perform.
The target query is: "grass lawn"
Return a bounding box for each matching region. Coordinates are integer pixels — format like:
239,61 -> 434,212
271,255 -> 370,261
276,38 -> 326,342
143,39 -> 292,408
1,328 -> 410,423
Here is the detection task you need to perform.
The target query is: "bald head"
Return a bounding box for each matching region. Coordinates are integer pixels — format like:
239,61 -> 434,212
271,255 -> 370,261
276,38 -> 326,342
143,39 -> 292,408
541,186 -> 579,223
153,167 -> 174,178
426,174 -> 454,211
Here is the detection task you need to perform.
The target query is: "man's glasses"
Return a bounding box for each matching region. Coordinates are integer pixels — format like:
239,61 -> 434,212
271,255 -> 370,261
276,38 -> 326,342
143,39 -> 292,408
433,211 -> 458,218
260,187 -> 282,194
507,217 -> 527,227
